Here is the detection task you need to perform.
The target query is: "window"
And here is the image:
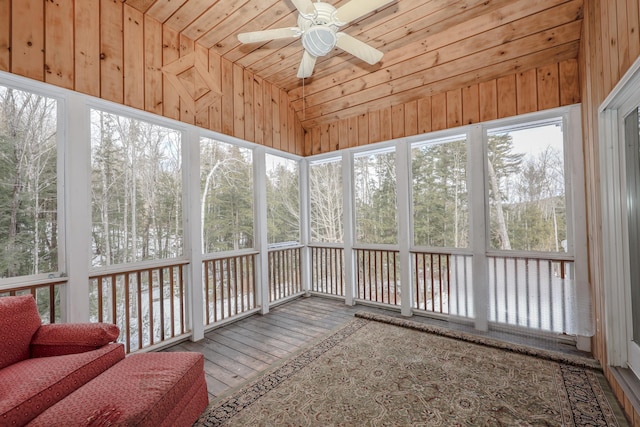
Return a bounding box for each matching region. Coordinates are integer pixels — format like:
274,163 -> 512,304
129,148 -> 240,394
354,148 -> 397,245
90,110 -> 183,267
411,135 -> 468,248
0,86 -> 59,279
200,138 -> 254,253
309,158 -> 343,243
487,120 -> 566,252
266,154 -> 299,245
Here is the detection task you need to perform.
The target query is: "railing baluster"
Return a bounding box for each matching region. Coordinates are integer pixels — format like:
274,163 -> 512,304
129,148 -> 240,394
357,250 -> 362,299
212,260 -> 218,322
559,261 -> 566,332
525,259 -> 530,328
234,257 -> 237,315
422,254 -> 427,310
179,265 -> 185,335
159,267 -> 165,342
548,260 -> 554,331
136,270 -> 143,351
446,254 -> 451,314
97,277 -> 104,323
503,258 -> 508,324
124,273 -> 131,353
169,266 -> 175,337
148,269 -> 154,346
48,285 -> 56,323
204,261 -> 211,325
513,258 -> 520,325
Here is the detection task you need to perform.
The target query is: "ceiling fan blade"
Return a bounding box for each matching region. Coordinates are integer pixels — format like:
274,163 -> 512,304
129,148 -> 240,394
334,0 -> 394,25
336,33 -> 383,65
290,0 -> 315,15
297,51 -> 317,78
238,27 -> 301,44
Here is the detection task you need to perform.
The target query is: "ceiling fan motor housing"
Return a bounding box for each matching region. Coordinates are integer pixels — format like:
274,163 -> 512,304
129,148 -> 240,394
298,2 -> 339,57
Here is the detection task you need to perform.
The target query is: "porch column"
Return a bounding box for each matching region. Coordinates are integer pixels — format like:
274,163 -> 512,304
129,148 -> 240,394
255,147 -> 270,314
186,127 -> 204,341
300,159 -> 311,295
568,105 -> 591,352
396,141 -> 413,317
66,93 -> 91,323
342,151 -> 356,306
469,125 -> 489,331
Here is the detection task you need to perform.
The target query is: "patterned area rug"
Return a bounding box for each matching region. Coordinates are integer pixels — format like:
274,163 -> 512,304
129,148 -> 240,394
196,314 -> 623,426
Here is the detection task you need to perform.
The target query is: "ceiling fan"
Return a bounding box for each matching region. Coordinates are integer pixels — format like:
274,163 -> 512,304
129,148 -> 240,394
237,0 -> 394,78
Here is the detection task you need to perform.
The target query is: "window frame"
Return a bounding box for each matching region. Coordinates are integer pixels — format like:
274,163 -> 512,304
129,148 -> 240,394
351,145 -> 399,248
264,150 -> 303,248
199,134 -> 256,257
0,73 -> 67,286
86,101 -> 190,274
482,111 -> 576,260
308,155 -> 344,245
409,131 -> 471,253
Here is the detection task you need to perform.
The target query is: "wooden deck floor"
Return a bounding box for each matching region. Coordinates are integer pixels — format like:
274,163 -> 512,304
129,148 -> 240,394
164,296 -> 591,402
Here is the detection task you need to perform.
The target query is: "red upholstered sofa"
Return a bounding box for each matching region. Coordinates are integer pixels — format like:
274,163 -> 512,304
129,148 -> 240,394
0,295 -> 208,426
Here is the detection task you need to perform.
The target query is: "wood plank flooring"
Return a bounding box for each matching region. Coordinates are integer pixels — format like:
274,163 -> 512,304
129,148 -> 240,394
164,296 -> 592,401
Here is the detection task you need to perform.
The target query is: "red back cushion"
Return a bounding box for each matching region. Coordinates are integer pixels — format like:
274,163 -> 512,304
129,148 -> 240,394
0,295 -> 42,369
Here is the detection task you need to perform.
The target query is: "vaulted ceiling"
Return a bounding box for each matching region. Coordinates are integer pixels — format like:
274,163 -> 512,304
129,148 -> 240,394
124,0 -> 584,130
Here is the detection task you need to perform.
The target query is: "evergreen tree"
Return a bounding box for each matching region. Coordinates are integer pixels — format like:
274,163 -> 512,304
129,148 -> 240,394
266,157 -> 300,244
412,138 -> 468,248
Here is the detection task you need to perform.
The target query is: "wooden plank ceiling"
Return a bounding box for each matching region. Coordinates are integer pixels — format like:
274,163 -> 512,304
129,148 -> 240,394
125,0 -> 583,130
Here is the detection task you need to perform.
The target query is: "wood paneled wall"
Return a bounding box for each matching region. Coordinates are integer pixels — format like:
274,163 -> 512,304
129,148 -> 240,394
580,0 -> 640,424
0,0 -> 304,155
304,59 -> 580,156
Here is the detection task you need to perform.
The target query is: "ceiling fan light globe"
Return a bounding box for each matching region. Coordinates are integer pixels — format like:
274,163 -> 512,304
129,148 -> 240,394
302,26 -> 336,57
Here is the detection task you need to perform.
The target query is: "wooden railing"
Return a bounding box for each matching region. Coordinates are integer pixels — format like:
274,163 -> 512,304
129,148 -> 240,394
355,248 -> 400,306
488,255 -> 574,333
268,246 -> 302,302
0,281 -> 67,324
413,252 -> 450,314
412,251 -> 474,317
89,262 -> 188,353
203,254 -> 256,325
310,245 -> 345,297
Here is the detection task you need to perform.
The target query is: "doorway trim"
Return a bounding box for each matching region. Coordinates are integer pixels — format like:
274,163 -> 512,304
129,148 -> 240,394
599,55 -> 640,369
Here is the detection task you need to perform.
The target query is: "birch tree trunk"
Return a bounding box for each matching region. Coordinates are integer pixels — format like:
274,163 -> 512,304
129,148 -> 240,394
487,158 -> 511,250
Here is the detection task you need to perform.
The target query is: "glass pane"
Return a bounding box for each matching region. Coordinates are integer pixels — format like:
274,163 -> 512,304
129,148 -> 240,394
412,136 -> 468,248
91,110 -> 183,266
310,159 -> 343,243
624,108 -> 640,344
354,149 -> 397,245
266,154 -> 299,244
0,86 -> 58,278
200,138 -> 254,253
487,120 -> 566,252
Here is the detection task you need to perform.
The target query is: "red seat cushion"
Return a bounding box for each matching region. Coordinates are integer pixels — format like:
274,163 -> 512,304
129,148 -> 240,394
0,343 -> 125,426
0,295 -> 42,369
29,352 -> 208,427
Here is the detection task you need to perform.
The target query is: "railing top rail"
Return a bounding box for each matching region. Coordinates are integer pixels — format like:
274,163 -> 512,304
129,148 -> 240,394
0,279 -> 67,293
308,242 -> 345,249
89,259 -> 189,278
353,244 -> 400,252
202,250 -> 259,262
486,251 -> 574,262
268,244 -> 304,252
0,273 -> 68,289
410,247 -> 472,256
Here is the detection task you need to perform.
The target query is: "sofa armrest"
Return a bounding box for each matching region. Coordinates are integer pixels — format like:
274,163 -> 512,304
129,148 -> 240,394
30,323 -> 120,358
